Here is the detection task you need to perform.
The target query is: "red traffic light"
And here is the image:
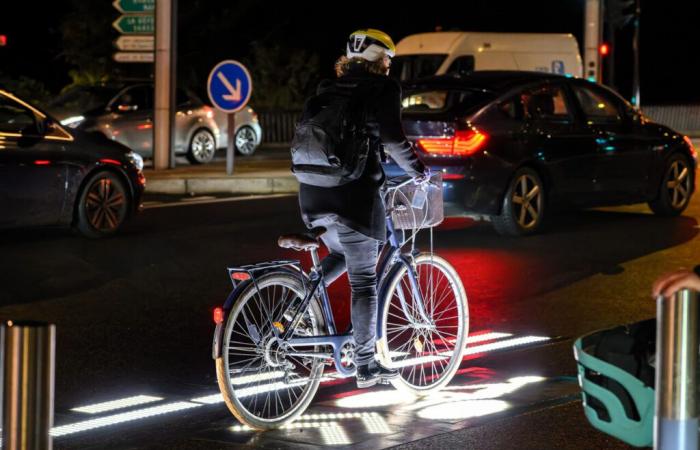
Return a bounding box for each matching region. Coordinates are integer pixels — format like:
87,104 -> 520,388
0,35 -> 7,47
599,43 -> 610,56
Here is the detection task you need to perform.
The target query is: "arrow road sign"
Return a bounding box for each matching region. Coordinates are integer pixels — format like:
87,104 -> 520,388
113,52 -> 154,63
207,60 -> 253,113
113,0 -> 155,13
112,15 -> 154,34
114,35 -> 154,51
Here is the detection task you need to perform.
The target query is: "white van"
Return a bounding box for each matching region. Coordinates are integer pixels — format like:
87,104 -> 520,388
393,32 -> 583,80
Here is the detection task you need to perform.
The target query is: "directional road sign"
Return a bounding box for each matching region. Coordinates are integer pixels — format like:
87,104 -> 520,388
113,52 -> 154,63
112,15 -> 155,34
114,35 -> 154,51
207,60 -> 253,113
112,0 -> 155,13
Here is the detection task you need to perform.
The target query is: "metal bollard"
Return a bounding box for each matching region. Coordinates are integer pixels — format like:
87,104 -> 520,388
654,289 -> 699,450
2,321 -> 55,450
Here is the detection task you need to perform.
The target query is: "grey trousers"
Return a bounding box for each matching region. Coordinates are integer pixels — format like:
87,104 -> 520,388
320,222 -> 379,366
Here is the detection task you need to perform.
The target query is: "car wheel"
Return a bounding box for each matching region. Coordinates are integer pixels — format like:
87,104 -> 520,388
235,125 -> 258,156
492,167 -> 545,236
75,171 -> 130,239
186,129 -> 216,164
648,153 -> 693,216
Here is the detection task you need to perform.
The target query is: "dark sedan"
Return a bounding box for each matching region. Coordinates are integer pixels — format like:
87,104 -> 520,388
388,71 -> 696,235
0,88 -> 145,238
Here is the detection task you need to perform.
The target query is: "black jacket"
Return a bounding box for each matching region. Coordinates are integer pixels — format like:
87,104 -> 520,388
298,68 -> 425,241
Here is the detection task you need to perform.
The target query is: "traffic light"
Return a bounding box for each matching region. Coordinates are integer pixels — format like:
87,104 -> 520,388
606,0 -> 636,28
0,35 -> 7,47
599,43 -> 610,56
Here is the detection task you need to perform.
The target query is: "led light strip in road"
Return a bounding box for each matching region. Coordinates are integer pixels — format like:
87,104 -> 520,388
53,331 -> 548,438
389,335 -> 551,369
71,395 -> 163,414
52,402 -> 202,437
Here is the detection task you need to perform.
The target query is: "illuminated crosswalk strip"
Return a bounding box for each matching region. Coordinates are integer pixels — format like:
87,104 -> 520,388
53,330 -> 549,439
71,395 -> 163,414
51,402 -> 202,437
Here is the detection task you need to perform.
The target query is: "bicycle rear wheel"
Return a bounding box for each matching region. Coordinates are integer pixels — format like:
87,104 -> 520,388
216,271 -> 325,429
377,253 -> 468,395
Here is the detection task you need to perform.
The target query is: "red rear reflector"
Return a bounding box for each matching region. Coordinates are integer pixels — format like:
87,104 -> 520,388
418,129 -> 488,156
34,160 -> 51,165
231,272 -> 251,281
213,307 -> 224,325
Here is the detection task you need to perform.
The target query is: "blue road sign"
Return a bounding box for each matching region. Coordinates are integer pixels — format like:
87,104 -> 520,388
207,60 -> 253,113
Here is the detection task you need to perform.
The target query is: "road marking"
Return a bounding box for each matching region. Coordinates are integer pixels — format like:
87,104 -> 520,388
143,193 -> 295,210
52,401 -> 202,437
71,395 -> 163,414
53,330 -> 551,439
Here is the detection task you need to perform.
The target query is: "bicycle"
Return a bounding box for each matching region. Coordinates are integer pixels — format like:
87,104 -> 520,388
211,174 -> 469,430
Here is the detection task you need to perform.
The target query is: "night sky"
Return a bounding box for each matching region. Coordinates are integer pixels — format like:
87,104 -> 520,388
0,0 -> 697,104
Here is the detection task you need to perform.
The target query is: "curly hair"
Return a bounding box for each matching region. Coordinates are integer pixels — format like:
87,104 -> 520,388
335,56 -> 390,78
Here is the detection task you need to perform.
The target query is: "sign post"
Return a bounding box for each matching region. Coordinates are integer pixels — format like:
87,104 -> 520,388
207,60 -> 253,176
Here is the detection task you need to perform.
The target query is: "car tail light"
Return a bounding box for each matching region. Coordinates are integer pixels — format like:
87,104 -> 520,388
417,129 -> 488,156
213,307 -> 224,325
34,160 -> 51,165
684,136 -> 697,159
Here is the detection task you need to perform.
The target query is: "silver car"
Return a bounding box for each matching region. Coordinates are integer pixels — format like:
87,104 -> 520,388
47,84 -> 262,164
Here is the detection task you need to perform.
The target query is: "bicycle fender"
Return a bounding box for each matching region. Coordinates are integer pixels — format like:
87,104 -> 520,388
376,260 -> 409,341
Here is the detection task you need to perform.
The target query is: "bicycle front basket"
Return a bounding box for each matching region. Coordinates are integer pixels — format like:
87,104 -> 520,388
389,173 -> 444,230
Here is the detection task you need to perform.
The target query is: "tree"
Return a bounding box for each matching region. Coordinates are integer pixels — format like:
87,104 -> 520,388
243,42 -> 321,110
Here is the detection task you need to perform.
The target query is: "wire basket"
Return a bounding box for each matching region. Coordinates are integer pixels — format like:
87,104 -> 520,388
388,173 -> 444,230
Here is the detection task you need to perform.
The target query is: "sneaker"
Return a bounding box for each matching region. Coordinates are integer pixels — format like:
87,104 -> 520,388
356,362 -> 399,389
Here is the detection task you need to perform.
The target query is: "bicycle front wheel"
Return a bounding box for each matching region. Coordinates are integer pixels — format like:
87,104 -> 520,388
216,271 -> 325,430
377,253 -> 469,395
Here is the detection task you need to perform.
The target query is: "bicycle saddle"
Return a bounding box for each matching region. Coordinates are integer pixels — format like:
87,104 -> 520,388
277,227 -> 326,251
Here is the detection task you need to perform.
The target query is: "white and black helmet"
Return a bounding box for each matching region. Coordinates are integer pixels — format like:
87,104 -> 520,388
346,29 -> 396,62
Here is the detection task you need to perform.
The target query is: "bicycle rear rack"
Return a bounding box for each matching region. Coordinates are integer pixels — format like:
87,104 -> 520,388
227,260 -> 301,288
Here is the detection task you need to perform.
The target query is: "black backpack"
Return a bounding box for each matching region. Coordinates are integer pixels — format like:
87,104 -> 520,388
290,82 -> 371,187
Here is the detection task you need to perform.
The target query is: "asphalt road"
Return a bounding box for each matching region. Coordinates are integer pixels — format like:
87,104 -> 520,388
1,186 -> 698,449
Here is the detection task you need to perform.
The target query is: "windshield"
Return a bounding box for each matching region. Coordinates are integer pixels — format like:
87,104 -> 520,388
402,89 -> 495,115
48,86 -> 122,113
390,54 -> 447,81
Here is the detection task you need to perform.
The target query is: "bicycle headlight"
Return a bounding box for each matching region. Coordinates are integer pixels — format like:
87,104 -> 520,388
126,151 -> 144,171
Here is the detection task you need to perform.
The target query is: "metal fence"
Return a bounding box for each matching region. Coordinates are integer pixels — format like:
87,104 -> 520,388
257,110 -> 301,145
255,105 -> 700,146
642,105 -> 700,136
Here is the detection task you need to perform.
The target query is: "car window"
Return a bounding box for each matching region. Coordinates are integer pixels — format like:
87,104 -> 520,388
446,56 -> 475,76
391,54 -> 447,81
520,85 -> 572,122
0,94 -> 37,134
573,84 -> 622,124
112,86 -> 152,112
497,96 -> 523,120
402,89 -> 494,114
176,88 -> 191,106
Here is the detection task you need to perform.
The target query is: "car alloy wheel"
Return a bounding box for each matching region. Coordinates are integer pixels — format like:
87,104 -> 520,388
189,129 -> 216,164
235,126 -> 257,156
511,173 -> 542,229
665,159 -> 691,209
85,177 -> 126,232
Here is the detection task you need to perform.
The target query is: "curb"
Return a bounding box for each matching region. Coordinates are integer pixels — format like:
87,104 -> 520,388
145,177 -> 299,195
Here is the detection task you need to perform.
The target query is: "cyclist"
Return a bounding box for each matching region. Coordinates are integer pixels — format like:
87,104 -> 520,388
298,29 -> 429,388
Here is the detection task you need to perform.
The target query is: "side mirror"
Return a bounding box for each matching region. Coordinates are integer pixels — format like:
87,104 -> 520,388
117,104 -> 138,112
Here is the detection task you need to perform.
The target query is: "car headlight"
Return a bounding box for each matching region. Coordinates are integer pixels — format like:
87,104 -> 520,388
60,115 -> 86,129
126,151 -> 144,171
